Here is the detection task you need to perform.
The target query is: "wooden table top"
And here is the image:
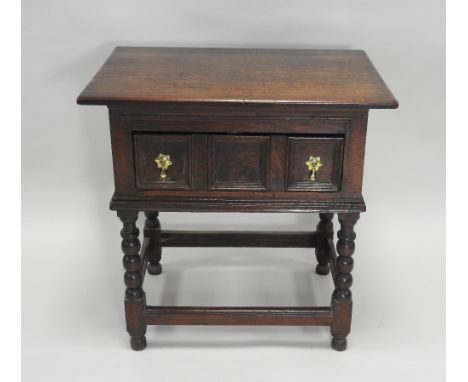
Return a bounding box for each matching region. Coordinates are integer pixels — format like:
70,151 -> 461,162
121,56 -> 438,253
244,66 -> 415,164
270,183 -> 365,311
77,47 -> 398,108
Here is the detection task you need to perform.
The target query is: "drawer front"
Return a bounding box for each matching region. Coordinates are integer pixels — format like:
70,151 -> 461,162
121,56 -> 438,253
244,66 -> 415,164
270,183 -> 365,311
132,133 -> 344,193
208,135 -> 269,191
134,133 -> 191,190
286,136 -> 344,192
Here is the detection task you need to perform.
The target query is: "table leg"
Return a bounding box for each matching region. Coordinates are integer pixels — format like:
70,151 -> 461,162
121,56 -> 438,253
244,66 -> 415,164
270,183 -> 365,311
144,211 -> 162,275
330,212 -> 359,351
315,213 -> 334,275
118,210 -> 147,350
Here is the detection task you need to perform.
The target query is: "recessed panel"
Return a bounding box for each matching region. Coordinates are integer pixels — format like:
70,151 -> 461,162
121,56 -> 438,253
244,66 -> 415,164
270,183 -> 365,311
286,137 -> 344,192
134,134 -> 191,190
208,135 -> 270,191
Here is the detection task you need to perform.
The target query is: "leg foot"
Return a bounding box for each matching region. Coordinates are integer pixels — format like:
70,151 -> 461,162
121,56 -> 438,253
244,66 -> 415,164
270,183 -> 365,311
147,262 -> 162,275
315,263 -> 330,275
118,211 -> 147,351
130,336 -> 147,351
330,213 -> 359,352
331,337 -> 347,351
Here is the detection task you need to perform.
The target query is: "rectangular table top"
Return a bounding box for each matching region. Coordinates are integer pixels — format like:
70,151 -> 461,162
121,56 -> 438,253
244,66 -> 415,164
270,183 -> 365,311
77,47 -> 398,109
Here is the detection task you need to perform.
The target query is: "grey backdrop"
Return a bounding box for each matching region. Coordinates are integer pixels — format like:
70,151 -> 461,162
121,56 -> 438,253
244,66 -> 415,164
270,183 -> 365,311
23,1 -> 445,381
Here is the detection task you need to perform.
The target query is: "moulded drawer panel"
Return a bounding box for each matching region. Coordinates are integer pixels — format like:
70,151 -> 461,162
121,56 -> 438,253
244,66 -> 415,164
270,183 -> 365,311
208,135 -> 270,191
286,136 -> 344,192
134,134 -> 191,190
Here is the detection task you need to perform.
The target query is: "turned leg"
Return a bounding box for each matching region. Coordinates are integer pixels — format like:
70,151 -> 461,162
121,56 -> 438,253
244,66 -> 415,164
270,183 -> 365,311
144,211 -> 162,275
118,210 -> 147,351
315,213 -> 334,275
330,212 -> 359,351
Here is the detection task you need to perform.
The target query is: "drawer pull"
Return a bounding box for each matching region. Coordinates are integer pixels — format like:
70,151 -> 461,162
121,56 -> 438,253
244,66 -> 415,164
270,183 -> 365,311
154,153 -> 172,181
305,156 -> 323,181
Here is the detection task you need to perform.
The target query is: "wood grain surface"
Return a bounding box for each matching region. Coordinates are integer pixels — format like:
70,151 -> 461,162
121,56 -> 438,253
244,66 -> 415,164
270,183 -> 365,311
77,47 -> 398,108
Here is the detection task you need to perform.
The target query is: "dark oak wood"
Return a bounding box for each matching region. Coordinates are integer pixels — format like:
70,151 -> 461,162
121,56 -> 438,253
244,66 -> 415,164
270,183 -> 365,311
269,135 -> 287,192
315,213 -> 335,275
286,137 -> 344,192
208,135 -> 270,191
134,134 -> 191,190
106,103 -> 369,212
123,115 -> 350,134
331,212 -> 359,351
160,231 -> 318,248
143,306 -> 333,326
138,237 -> 150,284
110,195 -> 366,213
106,109 -> 369,210
77,47 -> 398,351
118,210 -> 147,350
144,212 -> 162,275
191,134 -> 208,190
326,237 -> 338,280
77,47 -> 398,108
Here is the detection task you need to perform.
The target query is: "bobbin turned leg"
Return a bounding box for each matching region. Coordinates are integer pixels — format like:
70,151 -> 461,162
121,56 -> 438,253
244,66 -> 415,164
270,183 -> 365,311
315,213 -> 334,275
144,211 -> 162,275
118,210 -> 147,351
330,212 -> 359,351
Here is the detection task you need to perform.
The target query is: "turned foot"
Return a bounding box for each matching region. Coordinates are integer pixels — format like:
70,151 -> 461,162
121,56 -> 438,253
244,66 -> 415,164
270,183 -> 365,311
118,211 -> 147,352
331,337 -> 347,351
130,336 -> 147,351
330,213 -> 359,352
315,263 -> 330,275
147,262 -> 162,275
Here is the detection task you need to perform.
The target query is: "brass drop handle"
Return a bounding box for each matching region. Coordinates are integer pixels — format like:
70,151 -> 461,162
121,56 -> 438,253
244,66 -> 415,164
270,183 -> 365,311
305,156 -> 323,181
154,153 -> 172,181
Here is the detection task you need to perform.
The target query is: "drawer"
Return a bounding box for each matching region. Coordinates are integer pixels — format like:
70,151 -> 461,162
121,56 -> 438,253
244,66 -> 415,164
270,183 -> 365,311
286,136 -> 344,192
134,133 -> 191,190
132,133 -> 344,193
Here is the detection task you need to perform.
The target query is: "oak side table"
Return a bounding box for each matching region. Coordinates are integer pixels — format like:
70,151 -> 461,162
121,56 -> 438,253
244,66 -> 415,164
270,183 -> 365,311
77,47 -> 398,351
